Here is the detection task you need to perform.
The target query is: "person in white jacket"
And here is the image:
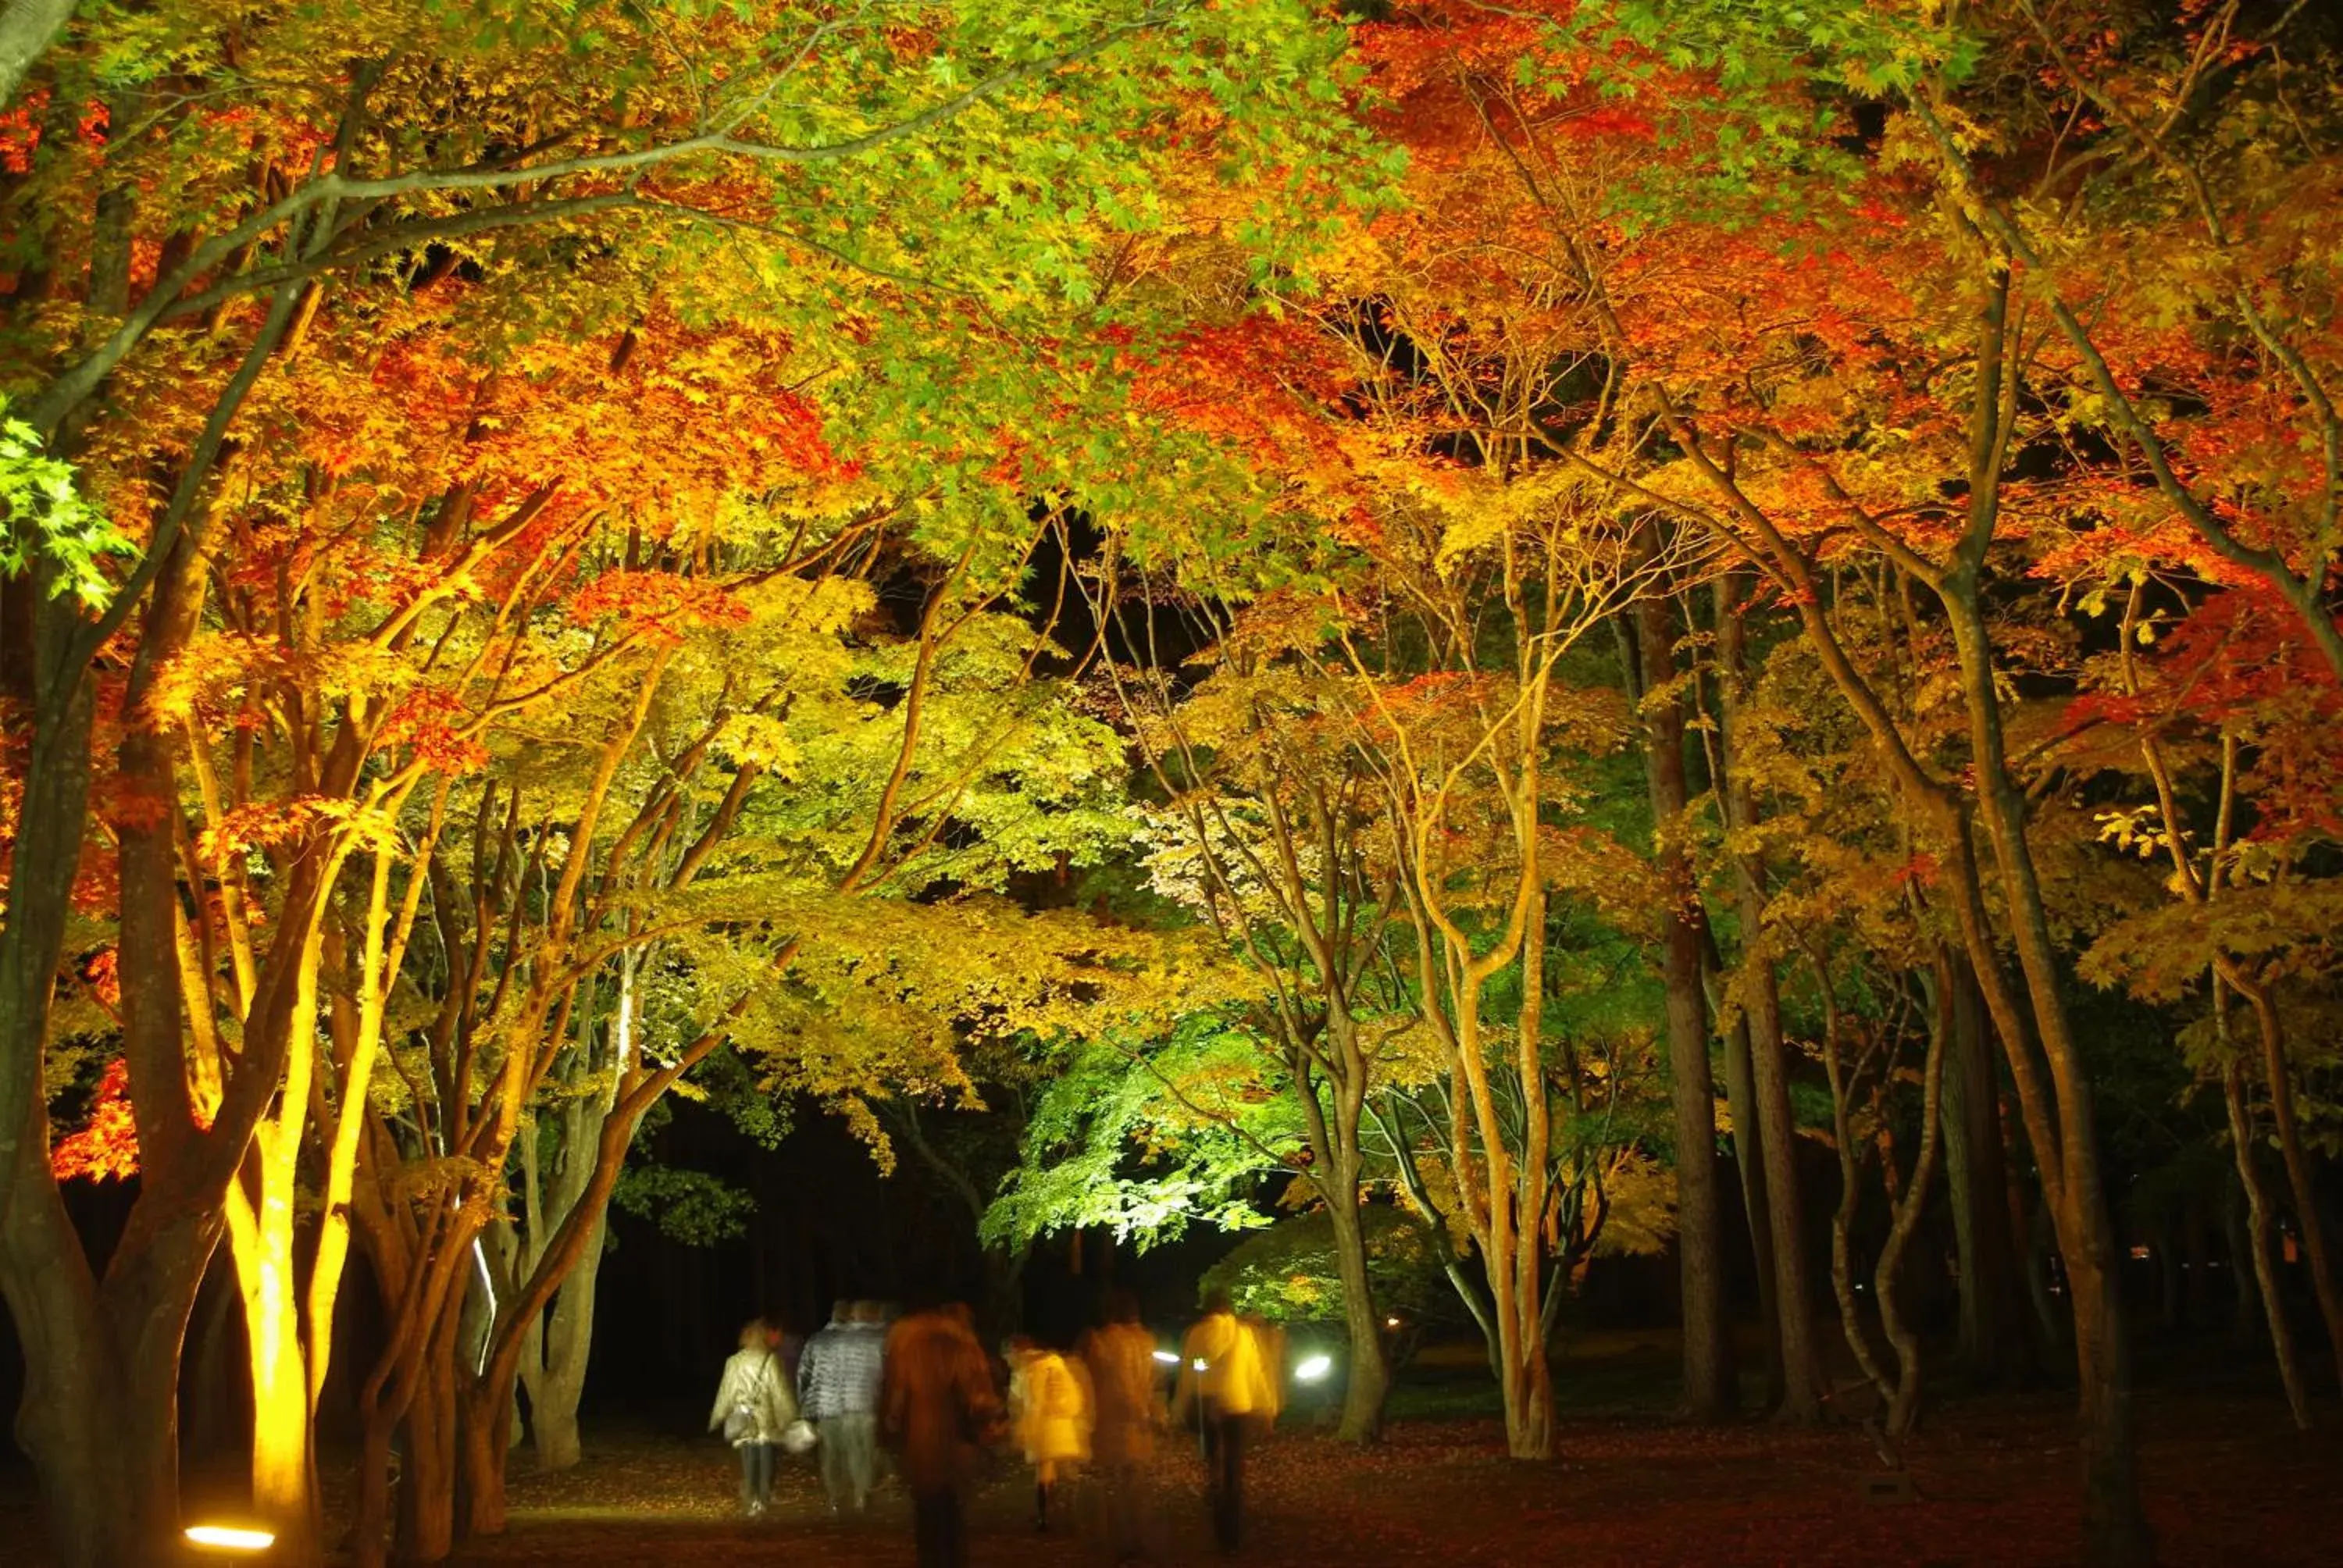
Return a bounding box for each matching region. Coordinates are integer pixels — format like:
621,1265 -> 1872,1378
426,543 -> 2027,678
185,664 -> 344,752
709,1317 -> 798,1518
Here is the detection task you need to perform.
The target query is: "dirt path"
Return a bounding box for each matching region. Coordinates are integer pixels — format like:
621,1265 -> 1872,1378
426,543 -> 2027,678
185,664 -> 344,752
433,1389 -> 2341,1566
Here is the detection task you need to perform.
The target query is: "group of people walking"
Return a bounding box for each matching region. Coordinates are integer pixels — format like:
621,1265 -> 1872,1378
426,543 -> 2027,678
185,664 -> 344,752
707,1287 -> 1282,1564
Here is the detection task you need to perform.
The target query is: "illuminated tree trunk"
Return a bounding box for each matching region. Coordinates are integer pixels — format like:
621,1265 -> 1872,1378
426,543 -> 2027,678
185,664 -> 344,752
1322,1165 -> 1390,1443
224,930 -> 328,1565
460,987 -> 750,1538
515,1228 -> 602,1473
228,1190 -> 320,1564
3,544 -> 272,1568
399,1311 -> 463,1565
1407,818 -> 1560,1460
1633,580 -> 1735,1420
512,954 -> 633,1472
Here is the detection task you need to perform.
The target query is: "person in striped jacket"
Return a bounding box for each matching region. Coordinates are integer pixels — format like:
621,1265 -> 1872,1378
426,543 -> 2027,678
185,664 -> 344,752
798,1299 -> 886,1515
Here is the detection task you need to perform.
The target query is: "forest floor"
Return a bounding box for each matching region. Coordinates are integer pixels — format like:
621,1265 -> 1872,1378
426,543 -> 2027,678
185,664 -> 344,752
5,1352 -> 2338,1564
387,1385 -> 2338,1566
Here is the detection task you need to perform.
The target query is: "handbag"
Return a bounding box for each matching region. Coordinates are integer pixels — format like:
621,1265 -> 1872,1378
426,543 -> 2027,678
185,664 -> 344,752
779,1417 -> 818,1456
722,1352 -> 774,1444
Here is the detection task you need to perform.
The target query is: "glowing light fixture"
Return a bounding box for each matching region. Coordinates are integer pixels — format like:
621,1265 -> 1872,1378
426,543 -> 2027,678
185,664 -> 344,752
1294,1354 -> 1332,1383
1191,1357 -> 1209,1372
1385,1316 -> 1401,1328
1152,1349 -> 1180,1365
186,1524 -> 276,1552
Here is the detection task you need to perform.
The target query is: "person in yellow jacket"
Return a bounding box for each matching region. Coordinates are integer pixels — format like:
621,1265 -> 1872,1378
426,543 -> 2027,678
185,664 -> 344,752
1006,1334 -> 1093,1533
1172,1291 -> 1275,1554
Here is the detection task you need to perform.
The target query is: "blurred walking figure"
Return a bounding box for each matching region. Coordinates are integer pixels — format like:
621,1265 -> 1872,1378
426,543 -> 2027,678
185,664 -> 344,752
1173,1290 -> 1275,1555
708,1317 -> 797,1519
1007,1333 -> 1093,1532
882,1301 -> 1002,1568
800,1299 -> 886,1516
1082,1290 -> 1163,1563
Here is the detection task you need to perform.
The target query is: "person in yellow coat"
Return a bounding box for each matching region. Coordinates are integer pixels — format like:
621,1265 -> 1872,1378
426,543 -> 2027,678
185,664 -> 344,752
1172,1291 -> 1275,1554
1006,1333 -> 1093,1533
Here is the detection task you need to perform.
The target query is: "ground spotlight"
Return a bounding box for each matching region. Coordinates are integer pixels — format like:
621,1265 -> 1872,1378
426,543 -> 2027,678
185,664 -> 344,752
1294,1354 -> 1333,1383
185,1523 -> 276,1553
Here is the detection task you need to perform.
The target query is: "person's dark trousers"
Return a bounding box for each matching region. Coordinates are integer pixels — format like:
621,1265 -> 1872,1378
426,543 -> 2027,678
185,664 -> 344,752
911,1484 -> 968,1568
1201,1403 -> 1246,1553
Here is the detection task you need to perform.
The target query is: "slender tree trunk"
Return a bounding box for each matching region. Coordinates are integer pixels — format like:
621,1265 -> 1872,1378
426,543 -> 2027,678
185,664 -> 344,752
1818,992 -> 1894,1412
1940,576 -> 2149,1566
1713,579 -> 1821,1421
1938,953 -> 2034,1388
1379,1096 -> 1503,1377
2222,1061 -> 2309,1429
1634,586 -> 1735,1419
1878,963 -> 1950,1436
1719,1006 -> 1783,1409
2237,983 -> 2343,1398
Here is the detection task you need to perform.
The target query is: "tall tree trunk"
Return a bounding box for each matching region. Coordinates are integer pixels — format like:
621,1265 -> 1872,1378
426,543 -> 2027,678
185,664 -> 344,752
1718,1005 -> 1784,1409
1738,957 -> 1817,1420
1878,960 -> 1951,1436
519,1216 -> 604,1473
2234,981 -> 2343,1398
1713,577 -> 1821,1421
398,1314 -> 462,1566
1938,951 -> 2034,1388
1324,1192 -> 1390,1444
1634,586 -> 1735,1419
1942,581 -> 2149,1565
2,593 -> 223,1565
0,598 -> 95,1228
0,1155 -> 215,1568
2222,1060 -> 2309,1429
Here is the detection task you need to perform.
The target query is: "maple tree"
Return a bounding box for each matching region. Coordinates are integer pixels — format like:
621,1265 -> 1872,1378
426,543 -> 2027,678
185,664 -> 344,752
0,5 -> 1371,1566
6,4 -> 2343,1566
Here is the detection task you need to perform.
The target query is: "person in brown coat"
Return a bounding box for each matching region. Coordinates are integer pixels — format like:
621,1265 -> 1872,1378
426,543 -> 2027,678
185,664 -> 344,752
880,1301 -> 1002,1568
